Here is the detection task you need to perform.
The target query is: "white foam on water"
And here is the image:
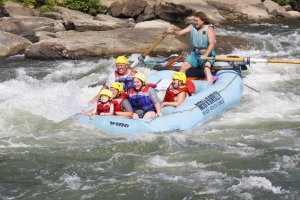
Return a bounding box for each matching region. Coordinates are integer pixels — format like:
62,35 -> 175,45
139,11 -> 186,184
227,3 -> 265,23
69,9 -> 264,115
148,155 -> 206,168
60,173 -> 81,190
271,154 -> 300,171
229,176 -> 284,194
0,60 -> 109,123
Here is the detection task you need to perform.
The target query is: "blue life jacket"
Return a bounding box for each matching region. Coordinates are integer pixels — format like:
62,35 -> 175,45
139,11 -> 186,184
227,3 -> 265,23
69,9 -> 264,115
190,24 -> 214,49
115,76 -> 134,93
128,86 -> 156,112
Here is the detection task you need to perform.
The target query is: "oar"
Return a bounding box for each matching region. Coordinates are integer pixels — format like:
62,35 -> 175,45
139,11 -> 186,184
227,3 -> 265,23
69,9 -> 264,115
153,65 -> 246,71
131,32 -> 169,68
204,57 -> 300,64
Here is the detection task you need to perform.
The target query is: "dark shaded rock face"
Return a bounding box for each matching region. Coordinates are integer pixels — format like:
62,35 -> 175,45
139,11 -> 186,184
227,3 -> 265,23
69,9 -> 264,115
155,2 -> 193,23
291,0 -> 300,11
110,0 -> 148,18
0,4 -> 9,17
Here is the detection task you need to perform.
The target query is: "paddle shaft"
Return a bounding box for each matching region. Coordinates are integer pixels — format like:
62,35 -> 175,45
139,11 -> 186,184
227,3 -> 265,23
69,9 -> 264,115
153,65 -> 242,71
142,32 -> 169,58
205,57 -> 300,64
131,32 -> 169,68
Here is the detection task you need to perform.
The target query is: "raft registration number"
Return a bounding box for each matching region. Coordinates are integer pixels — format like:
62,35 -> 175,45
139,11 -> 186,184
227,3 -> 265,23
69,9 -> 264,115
195,91 -> 225,115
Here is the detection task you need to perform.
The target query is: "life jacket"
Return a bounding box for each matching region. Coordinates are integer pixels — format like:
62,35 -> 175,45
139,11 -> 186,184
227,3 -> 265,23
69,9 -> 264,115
163,80 -> 195,102
190,24 -> 215,49
115,69 -> 138,92
111,92 -> 129,112
96,101 -> 112,115
128,84 -> 157,112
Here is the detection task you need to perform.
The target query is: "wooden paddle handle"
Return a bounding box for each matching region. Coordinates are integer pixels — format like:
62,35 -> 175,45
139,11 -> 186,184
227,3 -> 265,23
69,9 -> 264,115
142,32 -> 169,58
205,57 -> 300,64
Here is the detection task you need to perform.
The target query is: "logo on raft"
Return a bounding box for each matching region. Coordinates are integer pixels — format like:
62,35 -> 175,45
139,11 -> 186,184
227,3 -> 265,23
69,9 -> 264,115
195,91 -> 225,115
110,121 -> 129,128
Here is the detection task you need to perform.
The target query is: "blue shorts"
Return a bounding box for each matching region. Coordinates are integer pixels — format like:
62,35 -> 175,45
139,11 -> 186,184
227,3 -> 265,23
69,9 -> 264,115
186,50 -> 216,68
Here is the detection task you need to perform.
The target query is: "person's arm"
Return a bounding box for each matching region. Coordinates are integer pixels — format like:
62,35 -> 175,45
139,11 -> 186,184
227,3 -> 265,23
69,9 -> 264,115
201,26 -> 216,59
167,24 -> 192,36
115,99 -> 133,118
162,91 -> 187,107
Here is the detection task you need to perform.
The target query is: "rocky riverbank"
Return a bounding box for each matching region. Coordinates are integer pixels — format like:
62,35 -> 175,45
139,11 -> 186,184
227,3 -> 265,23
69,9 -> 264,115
0,0 -> 299,59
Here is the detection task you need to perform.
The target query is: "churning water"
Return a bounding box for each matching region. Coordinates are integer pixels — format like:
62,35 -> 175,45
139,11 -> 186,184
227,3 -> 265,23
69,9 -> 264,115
0,20 -> 299,199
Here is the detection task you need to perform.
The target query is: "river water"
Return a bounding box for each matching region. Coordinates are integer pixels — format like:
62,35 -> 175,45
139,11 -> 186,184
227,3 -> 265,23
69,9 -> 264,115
0,21 -> 299,199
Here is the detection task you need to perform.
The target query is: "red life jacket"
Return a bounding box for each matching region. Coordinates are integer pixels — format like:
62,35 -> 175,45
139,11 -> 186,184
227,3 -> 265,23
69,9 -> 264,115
111,92 -> 129,112
163,85 -> 188,102
114,69 -> 137,79
96,101 -> 112,115
163,80 -> 195,102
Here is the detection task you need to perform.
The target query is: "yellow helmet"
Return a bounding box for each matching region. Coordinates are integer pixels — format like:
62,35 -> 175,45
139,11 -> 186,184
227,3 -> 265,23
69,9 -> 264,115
115,56 -> 128,64
133,73 -> 146,83
99,89 -> 113,100
110,82 -> 124,92
172,72 -> 186,84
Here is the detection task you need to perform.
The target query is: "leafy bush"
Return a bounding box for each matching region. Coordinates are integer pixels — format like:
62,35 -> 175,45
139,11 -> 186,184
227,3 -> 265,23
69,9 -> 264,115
272,0 -> 295,6
34,0 -> 56,8
12,0 -> 36,7
63,0 -> 106,15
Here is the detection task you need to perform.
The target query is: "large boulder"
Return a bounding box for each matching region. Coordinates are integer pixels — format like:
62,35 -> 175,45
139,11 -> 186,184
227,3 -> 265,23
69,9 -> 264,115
134,19 -> 178,29
0,17 -> 66,42
110,0 -> 148,18
72,19 -> 126,31
263,0 -> 291,18
24,27 -> 254,60
205,0 -> 271,20
94,14 -> 134,28
25,29 -> 188,59
0,1 -> 38,17
159,0 -> 225,23
287,10 -> 300,18
0,31 -> 32,57
57,7 -> 93,30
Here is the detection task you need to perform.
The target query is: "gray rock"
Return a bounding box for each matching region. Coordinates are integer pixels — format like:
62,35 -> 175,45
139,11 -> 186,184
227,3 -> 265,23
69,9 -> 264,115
24,28 -> 252,60
0,30 -> 32,57
1,1 -> 38,17
40,12 -> 63,20
0,17 -> 65,42
110,0 -> 148,18
263,0 -> 291,18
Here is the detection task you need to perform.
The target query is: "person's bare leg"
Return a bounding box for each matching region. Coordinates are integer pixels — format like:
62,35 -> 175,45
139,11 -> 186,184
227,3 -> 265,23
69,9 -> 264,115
204,62 -> 213,84
132,113 -> 139,119
143,111 -> 156,119
180,61 -> 191,73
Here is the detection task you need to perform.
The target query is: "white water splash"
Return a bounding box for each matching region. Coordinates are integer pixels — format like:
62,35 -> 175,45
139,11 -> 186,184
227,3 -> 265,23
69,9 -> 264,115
229,176 -> 284,194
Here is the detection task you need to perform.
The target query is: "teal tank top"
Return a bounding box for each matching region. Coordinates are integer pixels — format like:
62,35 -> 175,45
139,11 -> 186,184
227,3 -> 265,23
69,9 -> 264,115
190,24 -> 214,49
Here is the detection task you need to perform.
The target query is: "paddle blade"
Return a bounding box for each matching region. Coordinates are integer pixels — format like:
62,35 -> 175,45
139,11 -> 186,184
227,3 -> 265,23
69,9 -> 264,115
131,60 -> 140,68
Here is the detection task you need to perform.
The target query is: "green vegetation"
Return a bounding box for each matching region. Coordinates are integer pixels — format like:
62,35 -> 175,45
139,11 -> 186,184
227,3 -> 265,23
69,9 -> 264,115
272,0 -> 295,6
2,0 -> 106,15
62,0 -> 106,15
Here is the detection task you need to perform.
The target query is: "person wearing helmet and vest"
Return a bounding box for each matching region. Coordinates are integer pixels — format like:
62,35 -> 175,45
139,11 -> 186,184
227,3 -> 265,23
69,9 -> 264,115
110,82 -> 134,118
128,73 -> 162,118
167,12 -> 216,84
163,72 -> 190,107
89,55 -> 138,104
81,89 -> 114,116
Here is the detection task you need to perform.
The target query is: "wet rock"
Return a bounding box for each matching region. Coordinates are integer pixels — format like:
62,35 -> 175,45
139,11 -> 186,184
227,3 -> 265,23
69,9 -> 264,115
0,17 -> 65,42
0,31 -> 32,57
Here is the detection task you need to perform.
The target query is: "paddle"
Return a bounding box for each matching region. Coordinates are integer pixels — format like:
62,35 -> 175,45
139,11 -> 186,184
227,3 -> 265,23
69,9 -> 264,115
131,32 -> 169,68
204,57 -> 300,64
